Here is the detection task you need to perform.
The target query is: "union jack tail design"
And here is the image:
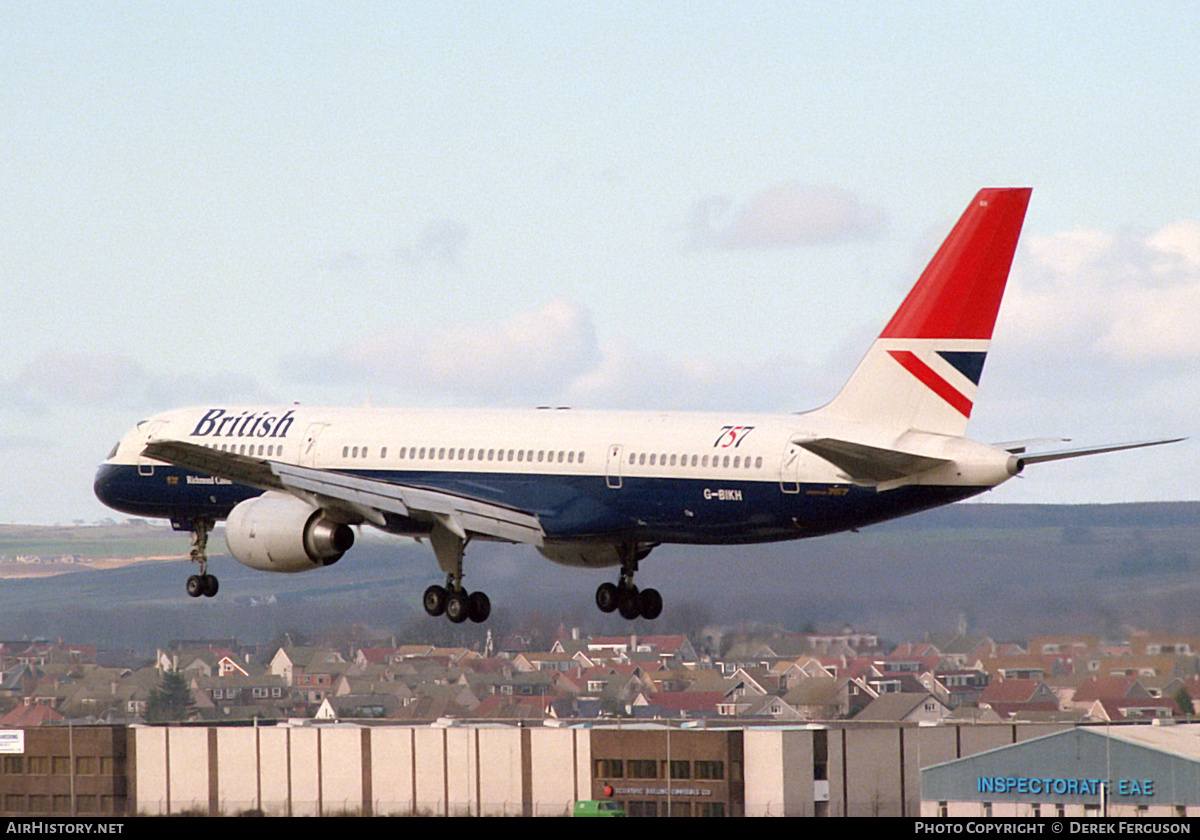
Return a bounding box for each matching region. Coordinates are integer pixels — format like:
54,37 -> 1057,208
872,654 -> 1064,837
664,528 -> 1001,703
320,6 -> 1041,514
820,188 -> 1032,437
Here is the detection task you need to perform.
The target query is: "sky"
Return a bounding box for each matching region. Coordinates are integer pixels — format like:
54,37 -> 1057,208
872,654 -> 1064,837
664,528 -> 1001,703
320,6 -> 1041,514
1,2 -> 1198,524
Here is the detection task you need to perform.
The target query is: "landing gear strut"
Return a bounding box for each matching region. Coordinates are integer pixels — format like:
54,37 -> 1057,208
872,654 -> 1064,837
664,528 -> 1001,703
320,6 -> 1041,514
595,542 -> 662,620
184,517 -> 219,598
422,519 -> 491,623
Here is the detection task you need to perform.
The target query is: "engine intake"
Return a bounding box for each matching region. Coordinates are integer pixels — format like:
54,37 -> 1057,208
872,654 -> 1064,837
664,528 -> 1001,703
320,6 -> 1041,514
225,492 -> 354,573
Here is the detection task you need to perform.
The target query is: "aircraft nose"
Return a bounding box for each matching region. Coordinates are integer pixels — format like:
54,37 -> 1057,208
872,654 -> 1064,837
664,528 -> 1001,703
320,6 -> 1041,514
93,463 -> 124,509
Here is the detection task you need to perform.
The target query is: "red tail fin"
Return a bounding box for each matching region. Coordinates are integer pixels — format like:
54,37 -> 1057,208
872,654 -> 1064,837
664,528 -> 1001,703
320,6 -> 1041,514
880,188 -> 1031,340
817,188 -> 1031,436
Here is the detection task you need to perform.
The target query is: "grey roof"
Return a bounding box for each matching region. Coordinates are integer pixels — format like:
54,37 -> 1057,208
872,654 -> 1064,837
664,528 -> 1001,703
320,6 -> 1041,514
854,692 -> 942,721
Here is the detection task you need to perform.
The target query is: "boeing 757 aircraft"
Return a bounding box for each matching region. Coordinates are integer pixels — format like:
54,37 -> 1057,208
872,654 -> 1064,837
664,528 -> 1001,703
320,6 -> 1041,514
93,188 -> 1180,623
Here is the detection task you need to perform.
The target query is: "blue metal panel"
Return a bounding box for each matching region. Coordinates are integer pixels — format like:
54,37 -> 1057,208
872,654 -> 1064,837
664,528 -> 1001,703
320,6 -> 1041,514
921,728 -> 1200,807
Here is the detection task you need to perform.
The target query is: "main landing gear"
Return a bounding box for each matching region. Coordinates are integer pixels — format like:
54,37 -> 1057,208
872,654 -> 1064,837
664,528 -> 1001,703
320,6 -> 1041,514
421,519 -> 491,624
595,543 -> 663,620
184,517 -> 219,598
422,582 -> 491,624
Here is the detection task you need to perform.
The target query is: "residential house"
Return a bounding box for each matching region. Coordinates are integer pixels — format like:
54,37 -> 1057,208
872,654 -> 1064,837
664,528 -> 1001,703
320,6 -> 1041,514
269,646 -> 347,687
629,690 -> 726,720
1085,696 -> 1181,722
855,692 -> 953,724
978,679 -> 1060,719
920,668 -> 989,709
1129,635 -> 1200,657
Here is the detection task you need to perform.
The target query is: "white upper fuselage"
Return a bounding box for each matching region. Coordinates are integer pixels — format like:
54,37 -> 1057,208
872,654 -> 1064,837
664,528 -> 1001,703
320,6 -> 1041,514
106,404 -> 830,481
97,402 -> 1014,551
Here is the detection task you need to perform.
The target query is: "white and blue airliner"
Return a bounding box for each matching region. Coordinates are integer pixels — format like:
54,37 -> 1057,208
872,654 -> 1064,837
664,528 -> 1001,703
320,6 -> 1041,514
93,189 -> 1180,623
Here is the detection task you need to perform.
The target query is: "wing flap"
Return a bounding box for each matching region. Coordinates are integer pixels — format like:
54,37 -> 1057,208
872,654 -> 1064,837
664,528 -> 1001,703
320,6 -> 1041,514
271,462 -> 545,545
142,441 -> 545,546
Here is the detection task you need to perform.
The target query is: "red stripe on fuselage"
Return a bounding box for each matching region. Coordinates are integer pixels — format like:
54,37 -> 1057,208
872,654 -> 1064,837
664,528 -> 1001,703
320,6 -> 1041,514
887,350 -> 973,417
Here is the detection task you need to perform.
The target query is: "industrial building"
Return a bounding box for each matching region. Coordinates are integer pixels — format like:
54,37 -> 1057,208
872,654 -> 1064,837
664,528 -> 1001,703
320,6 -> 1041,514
2,719 -> 1077,817
921,724 -> 1200,818
12,719 -> 1200,817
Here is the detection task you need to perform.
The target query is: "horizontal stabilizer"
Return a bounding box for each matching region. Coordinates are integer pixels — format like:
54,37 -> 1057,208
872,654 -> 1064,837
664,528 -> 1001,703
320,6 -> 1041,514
795,437 -> 949,484
1013,438 -> 1186,467
993,438 -> 1070,455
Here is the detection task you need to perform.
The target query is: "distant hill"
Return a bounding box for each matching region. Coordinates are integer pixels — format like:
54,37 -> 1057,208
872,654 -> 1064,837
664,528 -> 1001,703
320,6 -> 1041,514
1,502 -> 1197,653
876,501 -> 1200,530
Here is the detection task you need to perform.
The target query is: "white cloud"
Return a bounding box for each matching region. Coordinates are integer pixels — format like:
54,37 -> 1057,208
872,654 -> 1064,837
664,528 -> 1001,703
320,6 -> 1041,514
564,340 -> 814,412
285,299 -> 828,412
291,300 -> 601,402
1147,220 -> 1200,273
977,218 -> 1200,479
688,183 -> 886,250
396,219 -> 472,265
1002,221 -> 1200,363
0,351 -> 270,414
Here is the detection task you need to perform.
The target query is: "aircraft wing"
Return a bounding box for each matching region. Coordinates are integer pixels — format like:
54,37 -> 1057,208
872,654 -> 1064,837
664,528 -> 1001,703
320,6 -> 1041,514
794,437 -> 950,483
141,440 -> 545,546
142,439 -> 286,491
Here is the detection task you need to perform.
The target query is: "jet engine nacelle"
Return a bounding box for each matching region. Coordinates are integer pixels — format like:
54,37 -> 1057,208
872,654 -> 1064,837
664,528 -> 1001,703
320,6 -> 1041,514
225,492 -> 354,573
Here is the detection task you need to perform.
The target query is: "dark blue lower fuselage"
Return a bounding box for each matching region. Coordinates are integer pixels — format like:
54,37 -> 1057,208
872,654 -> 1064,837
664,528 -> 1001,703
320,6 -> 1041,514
93,462 -> 987,544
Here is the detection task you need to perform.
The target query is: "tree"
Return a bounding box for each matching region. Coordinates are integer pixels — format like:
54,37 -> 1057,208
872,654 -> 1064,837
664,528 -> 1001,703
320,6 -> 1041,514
1175,687 -> 1195,718
146,671 -> 195,723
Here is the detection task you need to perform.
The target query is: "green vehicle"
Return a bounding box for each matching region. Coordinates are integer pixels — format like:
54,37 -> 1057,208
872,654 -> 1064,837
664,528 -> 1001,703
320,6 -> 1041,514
573,800 -> 626,817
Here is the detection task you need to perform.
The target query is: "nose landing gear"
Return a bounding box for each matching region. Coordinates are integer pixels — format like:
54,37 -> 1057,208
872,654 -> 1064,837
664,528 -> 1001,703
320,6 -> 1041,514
182,518 -> 219,598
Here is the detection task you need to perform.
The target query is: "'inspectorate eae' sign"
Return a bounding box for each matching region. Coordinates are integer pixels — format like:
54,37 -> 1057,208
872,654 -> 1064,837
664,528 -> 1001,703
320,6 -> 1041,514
978,776 -> 1154,797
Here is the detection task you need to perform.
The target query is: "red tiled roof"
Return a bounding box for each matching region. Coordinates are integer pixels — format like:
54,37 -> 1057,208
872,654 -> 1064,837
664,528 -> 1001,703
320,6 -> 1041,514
0,704 -> 65,726
1073,676 -> 1142,702
646,691 -> 726,713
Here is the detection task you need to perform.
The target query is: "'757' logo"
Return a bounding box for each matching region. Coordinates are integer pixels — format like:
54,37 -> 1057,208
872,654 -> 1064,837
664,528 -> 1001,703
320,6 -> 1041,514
713,426 -> 755,448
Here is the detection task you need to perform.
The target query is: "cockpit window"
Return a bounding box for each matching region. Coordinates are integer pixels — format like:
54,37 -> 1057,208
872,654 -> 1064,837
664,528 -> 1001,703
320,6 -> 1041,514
108,443 -> 120,459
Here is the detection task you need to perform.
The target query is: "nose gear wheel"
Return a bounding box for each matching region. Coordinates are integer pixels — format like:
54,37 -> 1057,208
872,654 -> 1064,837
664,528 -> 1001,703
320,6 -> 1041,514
184,518 -> 219,598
